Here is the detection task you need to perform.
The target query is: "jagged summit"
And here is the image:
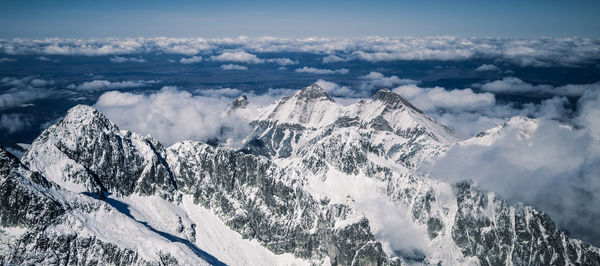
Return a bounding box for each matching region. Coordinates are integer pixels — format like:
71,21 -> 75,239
256,83 -> 340,128
60,104 -> 118,131
230,95 -> 249,110
296,83 -> 334,102
373,88 -> 423,114
463,116 -> 539,146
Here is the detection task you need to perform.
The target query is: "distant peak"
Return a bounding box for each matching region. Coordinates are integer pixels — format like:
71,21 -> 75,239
230,95 -> 249,110
66,104 -> 102,118
373,89 -> 422,114
296,83 -> 334,102
61,104 -> 117,130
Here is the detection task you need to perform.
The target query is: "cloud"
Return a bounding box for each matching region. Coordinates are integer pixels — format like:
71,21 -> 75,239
94,86 -> 251,147
322,54 -> 349,63
0,113 -> 31,134
29,78 -> 54,87
179,55 -> 203,64
1,76 -> 53,88
196,88 -> 242,98
220,64 -> 248,71
393,84 -> 496,113
0,76 -> 54,109
1,37 -> 599,67
35,56 -> 51,61
67,80 -> 158,91
0,58 -> 17,63
360,72 -> 418,88
265,57 -> 298,66
110,56 -> 147,63
152,37 -> 213,55
295,67 -> 349,74
314,79 -> 354,97
352,49 -> 474,62
428,90 -> 600,245
479,77 -> 599,96
474,64 -> 500,71
210,51 -> 264,64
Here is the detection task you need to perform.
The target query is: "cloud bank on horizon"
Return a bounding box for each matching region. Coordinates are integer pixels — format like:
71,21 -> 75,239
2,37 -> 600,67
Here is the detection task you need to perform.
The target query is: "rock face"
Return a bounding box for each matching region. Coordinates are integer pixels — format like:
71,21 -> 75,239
229,95 -> 249,111
0,84 -> 598,265
167,141 -> 394,265
452,182 -> 600,266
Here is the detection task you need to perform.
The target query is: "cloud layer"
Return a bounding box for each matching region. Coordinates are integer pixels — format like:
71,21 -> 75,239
479,77 -> 599,96
94,86 -> 252,147
220,64 -> 248,71
3,37 -> 599,67
428,89 -> 600,245
67,80 -> 158,91
0,76 -> 54,109
295,67 -> 349,74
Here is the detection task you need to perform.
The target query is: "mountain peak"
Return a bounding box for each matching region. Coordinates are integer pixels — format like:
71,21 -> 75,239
61,104 -> 117,131
373,89 -> 422,114
230,95 -> 249,110
296,83 -> 334,102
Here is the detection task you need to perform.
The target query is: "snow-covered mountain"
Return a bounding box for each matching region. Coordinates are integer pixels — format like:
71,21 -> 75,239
1,84 -> 599,265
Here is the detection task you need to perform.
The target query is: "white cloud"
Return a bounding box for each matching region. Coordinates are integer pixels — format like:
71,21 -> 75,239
393,84 -> 496,113
210,51 -> 264,64
314,79 -> 354,97
220,64 -> 248,71
359,72 -> 418,88
1,37 -> 598,67
35,56 -> 52,61
295,67 -> 349,74
352,49 -> 474,62
29,78 -> 54,87
322,54 -> 348,63
474,64 -> 500,71
0,58 -> 17,63
0,76 -> 54,109
110,56 -> 147,63
0,113 -> 31,134
480,77 -> 599,96
94,86 -> 251,147
196,88 -> 243,98
428,90 -> 600,245
179,55 -> 203,64
67,80 -> 158,91
265,57 -> 297,66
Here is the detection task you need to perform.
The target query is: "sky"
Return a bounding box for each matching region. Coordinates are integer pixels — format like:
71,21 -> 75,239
1,0 -> 599,38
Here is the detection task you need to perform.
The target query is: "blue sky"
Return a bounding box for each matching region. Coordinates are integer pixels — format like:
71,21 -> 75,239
1,0 -> 599,38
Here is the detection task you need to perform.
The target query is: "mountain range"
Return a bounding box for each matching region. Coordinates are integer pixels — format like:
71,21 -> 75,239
1,84 -> 598,265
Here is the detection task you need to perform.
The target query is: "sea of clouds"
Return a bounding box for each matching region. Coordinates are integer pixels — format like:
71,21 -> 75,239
2,36 -> 600,67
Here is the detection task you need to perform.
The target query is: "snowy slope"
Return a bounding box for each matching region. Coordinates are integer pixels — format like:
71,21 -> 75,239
460,116 -> 539,146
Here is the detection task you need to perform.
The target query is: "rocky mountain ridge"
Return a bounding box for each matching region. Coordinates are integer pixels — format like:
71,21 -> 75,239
0,84 -> 598,265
